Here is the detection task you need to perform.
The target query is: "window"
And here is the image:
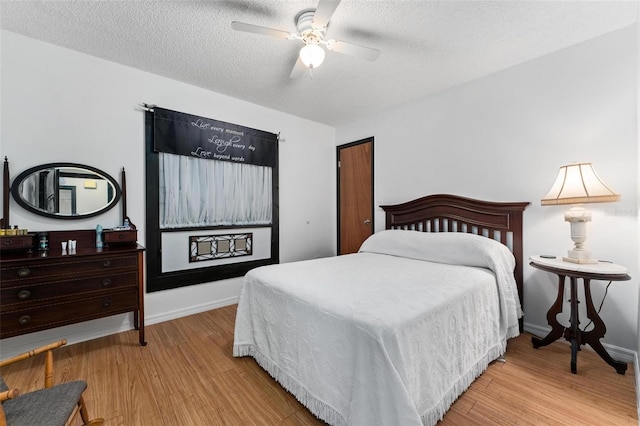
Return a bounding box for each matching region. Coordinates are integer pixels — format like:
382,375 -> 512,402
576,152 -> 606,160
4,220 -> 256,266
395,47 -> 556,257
144,107 -> 279,292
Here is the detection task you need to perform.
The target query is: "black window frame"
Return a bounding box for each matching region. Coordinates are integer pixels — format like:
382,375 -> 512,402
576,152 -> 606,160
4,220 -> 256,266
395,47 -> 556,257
144,111 -> 279,293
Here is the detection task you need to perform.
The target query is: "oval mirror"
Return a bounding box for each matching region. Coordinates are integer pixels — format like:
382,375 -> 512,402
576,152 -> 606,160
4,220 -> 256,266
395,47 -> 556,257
11,163 -> 121,219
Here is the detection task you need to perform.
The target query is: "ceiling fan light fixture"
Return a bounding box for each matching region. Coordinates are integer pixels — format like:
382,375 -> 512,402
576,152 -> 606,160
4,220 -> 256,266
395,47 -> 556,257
231,0 -> 381,78
299,43 -> 325,68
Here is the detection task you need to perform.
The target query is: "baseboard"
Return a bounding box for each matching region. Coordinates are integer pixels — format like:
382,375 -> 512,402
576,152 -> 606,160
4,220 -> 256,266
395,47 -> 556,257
523,322 -> 636,363
145,296 -> 239,326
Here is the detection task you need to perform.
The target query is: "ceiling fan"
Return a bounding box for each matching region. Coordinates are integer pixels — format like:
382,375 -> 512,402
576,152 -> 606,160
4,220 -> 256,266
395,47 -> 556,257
230,0 -> 381,78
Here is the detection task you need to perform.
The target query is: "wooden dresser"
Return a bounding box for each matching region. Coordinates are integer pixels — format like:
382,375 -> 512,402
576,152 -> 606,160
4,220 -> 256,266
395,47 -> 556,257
0,243 -> 146,345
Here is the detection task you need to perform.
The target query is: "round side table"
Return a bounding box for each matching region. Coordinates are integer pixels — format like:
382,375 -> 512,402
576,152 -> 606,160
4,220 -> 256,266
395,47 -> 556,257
529,255 -> 630,374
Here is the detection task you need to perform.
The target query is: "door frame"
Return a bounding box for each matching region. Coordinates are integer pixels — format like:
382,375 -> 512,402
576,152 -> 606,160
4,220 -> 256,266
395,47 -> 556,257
336,137 -> 375,254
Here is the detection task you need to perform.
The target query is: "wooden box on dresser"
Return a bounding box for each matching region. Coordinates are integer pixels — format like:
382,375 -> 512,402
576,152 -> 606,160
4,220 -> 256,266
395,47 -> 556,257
0,230 -> 146,346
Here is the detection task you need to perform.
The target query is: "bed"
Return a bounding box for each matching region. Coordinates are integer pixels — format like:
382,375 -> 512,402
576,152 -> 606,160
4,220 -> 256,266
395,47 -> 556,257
233,194 -> 529,425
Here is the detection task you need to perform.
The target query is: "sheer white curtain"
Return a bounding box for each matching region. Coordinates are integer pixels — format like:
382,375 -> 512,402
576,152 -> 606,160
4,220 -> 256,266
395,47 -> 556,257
159,153 -> 272,229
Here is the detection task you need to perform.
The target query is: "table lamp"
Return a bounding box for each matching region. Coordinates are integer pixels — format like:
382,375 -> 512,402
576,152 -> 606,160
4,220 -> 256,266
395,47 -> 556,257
541,162 -> 620,264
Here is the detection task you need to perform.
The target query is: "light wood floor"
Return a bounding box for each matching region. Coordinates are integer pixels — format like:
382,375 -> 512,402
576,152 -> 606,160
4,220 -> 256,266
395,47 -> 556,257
1,305 -> 637,425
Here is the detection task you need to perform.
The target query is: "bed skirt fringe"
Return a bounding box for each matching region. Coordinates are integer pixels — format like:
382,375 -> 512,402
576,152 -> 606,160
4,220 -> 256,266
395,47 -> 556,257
236,338 -> 510,426
507,323 -> 520,340
234,344 -> 347,426
421,339 -> 508,426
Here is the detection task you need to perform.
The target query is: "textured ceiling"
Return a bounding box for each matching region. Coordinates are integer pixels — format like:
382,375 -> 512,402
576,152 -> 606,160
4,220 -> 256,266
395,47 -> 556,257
1,0 -> 637,127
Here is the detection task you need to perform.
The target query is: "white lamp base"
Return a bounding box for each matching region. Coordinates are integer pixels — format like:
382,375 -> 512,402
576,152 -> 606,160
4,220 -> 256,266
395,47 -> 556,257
563,206 -> 598,264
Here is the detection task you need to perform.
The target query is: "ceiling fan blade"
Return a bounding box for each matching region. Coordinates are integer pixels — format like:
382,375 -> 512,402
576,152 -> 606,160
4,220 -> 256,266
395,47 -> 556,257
326,40 -> 381,62
231,21 -> 295,40
312,0 -> 341,29
289,57 -> 307,79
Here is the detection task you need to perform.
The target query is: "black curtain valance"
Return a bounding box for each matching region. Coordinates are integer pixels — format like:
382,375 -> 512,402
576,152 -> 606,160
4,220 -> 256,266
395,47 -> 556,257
152,107 -> 277,168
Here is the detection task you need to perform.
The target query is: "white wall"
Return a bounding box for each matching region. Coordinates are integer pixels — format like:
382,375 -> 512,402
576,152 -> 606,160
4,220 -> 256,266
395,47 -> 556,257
337,25 -> 639,355
0,31 -> 336,357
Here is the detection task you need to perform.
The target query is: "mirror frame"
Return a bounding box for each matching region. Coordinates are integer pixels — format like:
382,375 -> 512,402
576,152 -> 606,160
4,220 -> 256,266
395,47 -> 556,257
11,162 -> 122,220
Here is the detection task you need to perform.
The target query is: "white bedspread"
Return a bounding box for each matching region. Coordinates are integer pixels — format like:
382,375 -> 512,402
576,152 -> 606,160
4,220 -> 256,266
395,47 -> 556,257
233,231 -> 521,426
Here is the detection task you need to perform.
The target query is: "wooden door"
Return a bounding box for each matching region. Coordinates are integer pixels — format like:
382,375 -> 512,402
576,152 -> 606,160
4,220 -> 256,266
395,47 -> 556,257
337,138 -> 374,255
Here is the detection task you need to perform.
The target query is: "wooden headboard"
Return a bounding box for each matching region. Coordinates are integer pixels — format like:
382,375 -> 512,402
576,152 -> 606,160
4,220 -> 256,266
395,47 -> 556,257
380,194 -> 529,320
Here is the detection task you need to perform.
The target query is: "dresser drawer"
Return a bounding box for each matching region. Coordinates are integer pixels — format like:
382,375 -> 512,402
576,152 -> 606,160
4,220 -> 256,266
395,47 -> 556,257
0,254 -> 138,284
103,229 -> 137,245
0,242 -> 146,345
0,271 -> 138,308
0,234 -> 35,251
0,288 -> 138,338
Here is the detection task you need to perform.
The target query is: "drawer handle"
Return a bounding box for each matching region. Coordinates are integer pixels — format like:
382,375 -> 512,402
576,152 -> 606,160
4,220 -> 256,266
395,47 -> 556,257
102,260 -> 111,267
102,300 -> 112,308
119,234 -> 125,240
18,268 -> 31,278
18,315 -> 31,325
3,239 -> 13,246
17,290 -> 32,300
102,278 -> 112,287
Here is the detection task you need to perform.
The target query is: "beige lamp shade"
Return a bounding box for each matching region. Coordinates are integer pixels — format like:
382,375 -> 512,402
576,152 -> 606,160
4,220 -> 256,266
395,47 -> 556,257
541,162 -> 620,206
541,162 -> 619,264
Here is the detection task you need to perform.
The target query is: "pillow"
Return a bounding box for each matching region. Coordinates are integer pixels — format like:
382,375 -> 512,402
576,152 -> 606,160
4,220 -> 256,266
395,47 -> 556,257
359,229 -> 515,272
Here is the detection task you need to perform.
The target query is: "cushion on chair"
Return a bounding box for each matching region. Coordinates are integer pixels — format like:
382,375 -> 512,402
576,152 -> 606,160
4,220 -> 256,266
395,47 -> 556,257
1,380 -> 87,426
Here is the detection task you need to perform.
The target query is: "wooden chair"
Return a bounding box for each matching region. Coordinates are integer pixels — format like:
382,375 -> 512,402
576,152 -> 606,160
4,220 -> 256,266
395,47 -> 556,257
0,339 -> 104,426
